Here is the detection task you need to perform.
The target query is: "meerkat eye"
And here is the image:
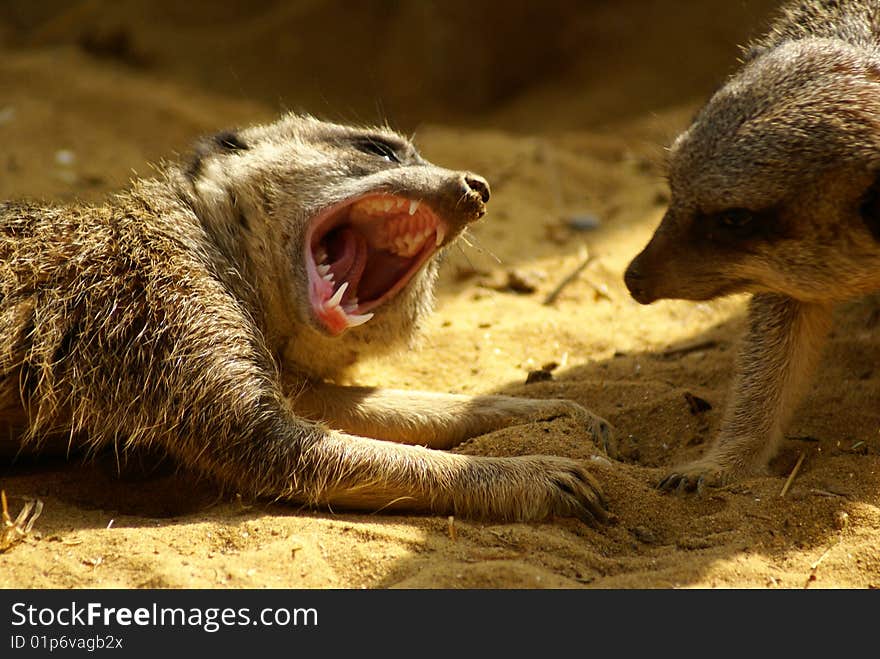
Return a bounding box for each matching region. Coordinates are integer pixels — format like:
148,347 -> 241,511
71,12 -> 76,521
698,207 -> 764,244
353,137 -> 402,164
859,173 -> 880,241
716,208 -> 755,228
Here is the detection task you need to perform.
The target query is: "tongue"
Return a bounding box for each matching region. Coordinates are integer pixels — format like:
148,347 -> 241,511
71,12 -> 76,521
358,252 -> 412,301
326,228 -> 367,301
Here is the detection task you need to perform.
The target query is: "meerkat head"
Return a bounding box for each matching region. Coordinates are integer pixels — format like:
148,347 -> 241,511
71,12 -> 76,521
178,113 -> 489,361
625,37 -> 880,305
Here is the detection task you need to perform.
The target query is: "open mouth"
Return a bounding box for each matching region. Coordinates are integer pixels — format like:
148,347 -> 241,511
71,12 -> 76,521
305,193 -> 448,335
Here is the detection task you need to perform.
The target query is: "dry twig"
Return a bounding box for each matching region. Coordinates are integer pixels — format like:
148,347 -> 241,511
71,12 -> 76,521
447,515 -> 456,541
779,451 -> 806,497
804,519 -> 848,589
1,490 -> 44,552
543,246 -> 595,305
659,339 -> 719,359
809,488 -> 847,499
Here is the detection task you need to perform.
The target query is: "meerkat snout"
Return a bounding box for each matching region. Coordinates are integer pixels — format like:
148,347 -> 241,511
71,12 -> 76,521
623,257 -> 652,304
463,173 -> 491,207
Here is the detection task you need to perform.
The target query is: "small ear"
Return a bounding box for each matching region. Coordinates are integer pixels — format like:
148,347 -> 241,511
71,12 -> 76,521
185,129 -> 249,182
860,171 -> 880,241
740,42 -> 770,64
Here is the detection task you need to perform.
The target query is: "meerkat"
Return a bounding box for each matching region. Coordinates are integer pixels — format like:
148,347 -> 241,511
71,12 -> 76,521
624,0 -> 880,491
0,113 -> 613,523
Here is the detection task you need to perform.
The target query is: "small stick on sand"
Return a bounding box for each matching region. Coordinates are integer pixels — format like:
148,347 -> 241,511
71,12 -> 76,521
543,246 -> 594,306
809,488 -> 847,499
659,339 -> 719,359
447,515 -> 456,541
1,491 -> 44,552
779,451 -> 807,497
809,546 -> 832,569
804,544 -> 836,588
745,511 -> 773,522
803,512 -> 848,588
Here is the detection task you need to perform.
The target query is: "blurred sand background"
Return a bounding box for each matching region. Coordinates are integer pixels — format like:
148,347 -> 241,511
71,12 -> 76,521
1,0 -> 878,588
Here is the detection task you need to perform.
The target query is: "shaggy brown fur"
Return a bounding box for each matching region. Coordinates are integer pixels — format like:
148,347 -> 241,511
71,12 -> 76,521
0,114 -> 612,523
624,0 -> 880,491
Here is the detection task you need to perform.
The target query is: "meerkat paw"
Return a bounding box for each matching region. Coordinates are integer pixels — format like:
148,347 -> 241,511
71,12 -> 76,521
584,411 -> 616,459
657,456 -> 750,494
500,456 -> 610,525
657,457 -> 745,494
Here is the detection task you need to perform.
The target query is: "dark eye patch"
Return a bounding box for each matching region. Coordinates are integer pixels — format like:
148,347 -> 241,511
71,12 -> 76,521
716,208 -> 756,233
352,136 -> 403,164
696,207 -> 782,245
860,171 -> 880,241
213,130 -> 249,152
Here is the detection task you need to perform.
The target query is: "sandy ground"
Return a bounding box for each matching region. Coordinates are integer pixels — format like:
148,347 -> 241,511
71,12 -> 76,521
2,1 -> 879,589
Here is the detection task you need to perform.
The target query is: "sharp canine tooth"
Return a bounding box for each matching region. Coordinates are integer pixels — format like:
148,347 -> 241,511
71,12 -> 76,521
346,312 -> 374,327
435,224 -> 446,246
328,281 -> 348,307
409,200 -> 420,215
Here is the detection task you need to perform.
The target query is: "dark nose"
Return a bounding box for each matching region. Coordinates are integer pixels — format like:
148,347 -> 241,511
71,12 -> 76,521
624,259 -> 652,305
463,173 -> 491,204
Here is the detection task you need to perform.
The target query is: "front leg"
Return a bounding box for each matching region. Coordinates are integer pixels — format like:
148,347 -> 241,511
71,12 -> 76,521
156,396 -> 609,525
302,429 -> 609,524
287,381 -> 615,455
153,374 -> 610,524
77,336 -> 609,525
660,293 -> 833,492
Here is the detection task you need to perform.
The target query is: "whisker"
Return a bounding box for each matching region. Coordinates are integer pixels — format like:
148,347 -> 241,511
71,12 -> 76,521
459,229 -> 502,264
454,241 -> 478,272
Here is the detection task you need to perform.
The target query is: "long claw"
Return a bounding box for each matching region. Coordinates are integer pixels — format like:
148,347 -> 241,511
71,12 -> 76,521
657,474 -> 677,491
573,503 -> 603,527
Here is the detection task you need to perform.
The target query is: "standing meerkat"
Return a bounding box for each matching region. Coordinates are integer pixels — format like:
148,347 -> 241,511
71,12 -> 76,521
624,0 -> 880,491
1,113 -> 613,523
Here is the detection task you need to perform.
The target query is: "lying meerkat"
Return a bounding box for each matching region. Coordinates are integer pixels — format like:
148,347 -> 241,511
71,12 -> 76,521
624,0 -> 880,491
0,113 -> 613,523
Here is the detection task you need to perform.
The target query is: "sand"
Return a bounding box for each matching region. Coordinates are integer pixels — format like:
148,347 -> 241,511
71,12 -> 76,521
1,0 -> 878,589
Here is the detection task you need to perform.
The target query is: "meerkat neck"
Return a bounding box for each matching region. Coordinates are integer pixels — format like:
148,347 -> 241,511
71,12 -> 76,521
128,173 -> 269,332
174,172 -> 250,267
